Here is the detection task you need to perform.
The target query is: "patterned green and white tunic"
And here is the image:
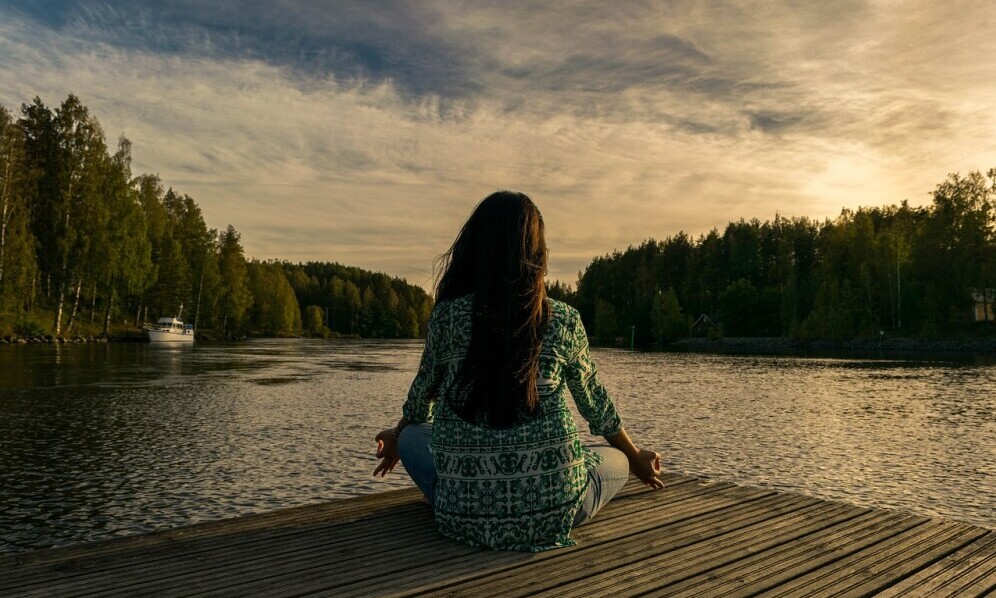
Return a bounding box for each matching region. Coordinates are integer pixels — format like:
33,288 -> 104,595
402,296 -> 622,552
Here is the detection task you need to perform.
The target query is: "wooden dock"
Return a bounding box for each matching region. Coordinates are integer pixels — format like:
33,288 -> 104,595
2,473 -> 993,597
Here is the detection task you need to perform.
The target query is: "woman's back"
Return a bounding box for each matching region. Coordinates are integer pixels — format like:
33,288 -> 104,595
402,295 -> 622,551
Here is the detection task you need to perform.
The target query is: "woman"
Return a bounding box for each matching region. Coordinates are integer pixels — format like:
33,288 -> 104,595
374,191 -> 663,552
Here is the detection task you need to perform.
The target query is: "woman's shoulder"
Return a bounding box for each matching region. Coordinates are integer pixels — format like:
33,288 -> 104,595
427,295 -> 473,330
547,298 -> 579,320
431,294 -> 473,314
545,298 -> 582,333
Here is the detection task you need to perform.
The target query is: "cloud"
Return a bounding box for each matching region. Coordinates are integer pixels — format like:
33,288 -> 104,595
1,1 -> 995,288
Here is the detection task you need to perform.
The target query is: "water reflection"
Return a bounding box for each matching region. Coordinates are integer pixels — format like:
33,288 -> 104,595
585,350 -> 995,531
0,341 -> 993,553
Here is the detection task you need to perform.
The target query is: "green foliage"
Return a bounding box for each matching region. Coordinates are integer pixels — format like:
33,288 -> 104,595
281,262 -> 431,338
13,316 -> 45,338
0,105 -> 36,311
303,305 -> 331,338
247,261 -> 302,337
718,278 -> 759,336
651,288 -> 686,343
594,298 -> 618,344
546,280 -> 575,304
2,94 -> 992,343
217,225 -> 252,335
0,95 -> 433,340
570,171 -> 996,343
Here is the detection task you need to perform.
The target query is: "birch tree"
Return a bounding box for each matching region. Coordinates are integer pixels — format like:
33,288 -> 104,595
51,95 -> 107,336
0,107 -> 22,291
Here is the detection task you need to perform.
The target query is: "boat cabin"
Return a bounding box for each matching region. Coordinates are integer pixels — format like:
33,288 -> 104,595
155,317 -> 189,331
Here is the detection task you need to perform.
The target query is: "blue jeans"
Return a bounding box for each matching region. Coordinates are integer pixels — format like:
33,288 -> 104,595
397,423 -> 630,527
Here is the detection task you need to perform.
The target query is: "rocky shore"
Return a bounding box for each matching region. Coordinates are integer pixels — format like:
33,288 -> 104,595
0,330 -> 240,344
1,330 -> 152,344
1,335 -> 109,345
669,336 -> 996,353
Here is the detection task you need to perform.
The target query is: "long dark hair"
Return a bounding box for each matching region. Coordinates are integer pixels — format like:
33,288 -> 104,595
435,191 -> 551,428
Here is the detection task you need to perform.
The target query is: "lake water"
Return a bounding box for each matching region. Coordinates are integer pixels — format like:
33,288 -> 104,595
0,340 -> 993,552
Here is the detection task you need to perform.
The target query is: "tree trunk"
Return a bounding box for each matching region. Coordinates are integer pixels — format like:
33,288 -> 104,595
66,278 -> 83,333
28,272 -> 36,312
90,283 -> 97,323
0,144 -> 13,289
194,268 -> 204,330
0,199 -> 7,289
897,259 -> 902,329
54,284 -> 66,336
135,300 -> 142,327
103,295 -> 113,336
982,284 -> 991,324
222,315 -> 228,340
55,177 -> 74,336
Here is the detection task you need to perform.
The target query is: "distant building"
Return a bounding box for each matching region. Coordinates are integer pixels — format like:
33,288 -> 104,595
972,289 -> 995,322
691,313 -> 717,335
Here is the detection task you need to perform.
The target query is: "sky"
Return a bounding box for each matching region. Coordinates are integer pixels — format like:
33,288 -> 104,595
1,1 -> 995,289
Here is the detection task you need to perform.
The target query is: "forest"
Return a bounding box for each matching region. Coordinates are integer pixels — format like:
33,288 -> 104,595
0,95 -> 432,340
554,169 -> 996,346
2,95 -> 993,346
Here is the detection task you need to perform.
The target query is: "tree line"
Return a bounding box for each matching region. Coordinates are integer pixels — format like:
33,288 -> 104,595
0,95 -> 432,339
552,170 -> 996,345
4,95 -> 992,345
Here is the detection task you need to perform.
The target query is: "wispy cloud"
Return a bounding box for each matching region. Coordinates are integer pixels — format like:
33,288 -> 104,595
1,1 -> 994,287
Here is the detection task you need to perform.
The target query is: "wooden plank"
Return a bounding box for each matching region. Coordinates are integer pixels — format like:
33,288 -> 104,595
950,568 -> 996,598
873,530 -> 996,598
2,478 -> 682,598
2,474 -> 690,590
164,482 -> 758,598
756,520 -> 990,597
1,502 -> 435,591
400,494 -> 828,598
1,486 -> 423,569
6,517 -> 445,598
2,477 -> 694,596
183,485 -> 779,598
521,502 -> 866,598
838,526 -> 990,598
5,475 -> 676,588
652,510 -> 926,597
2,474 -> 992,598
327,487 -> 789,598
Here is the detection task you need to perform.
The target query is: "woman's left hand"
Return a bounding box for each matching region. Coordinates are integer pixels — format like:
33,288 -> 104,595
628,448 -> 664,489
373,429 -> 400,477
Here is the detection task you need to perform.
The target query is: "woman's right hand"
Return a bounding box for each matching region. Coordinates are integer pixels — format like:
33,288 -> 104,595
628,448 -> 664,489
373,429 -> 400,477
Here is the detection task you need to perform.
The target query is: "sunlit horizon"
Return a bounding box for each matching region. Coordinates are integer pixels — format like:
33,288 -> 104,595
2,1 -> 995,288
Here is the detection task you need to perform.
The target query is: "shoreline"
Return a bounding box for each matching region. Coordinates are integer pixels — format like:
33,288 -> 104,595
5,333 -> 996,354
0,334 -> 111,345
668,335 -> 996,355
0,332 -> 383,345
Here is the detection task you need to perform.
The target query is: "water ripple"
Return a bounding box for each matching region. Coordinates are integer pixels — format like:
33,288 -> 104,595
0,340 -> 992,553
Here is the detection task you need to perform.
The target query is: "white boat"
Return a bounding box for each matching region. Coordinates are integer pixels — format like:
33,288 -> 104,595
145,308 -> 194,343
